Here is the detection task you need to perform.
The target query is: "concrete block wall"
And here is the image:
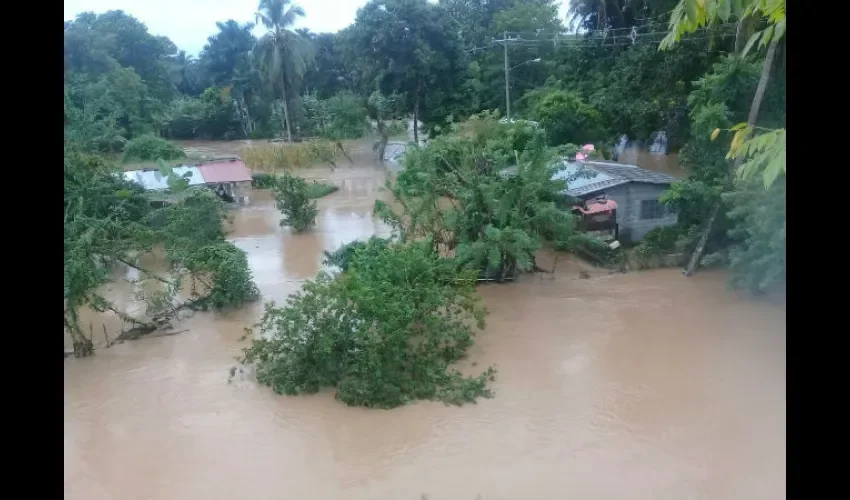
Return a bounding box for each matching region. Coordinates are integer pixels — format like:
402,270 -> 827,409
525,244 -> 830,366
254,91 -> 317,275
597,183 -> 678,243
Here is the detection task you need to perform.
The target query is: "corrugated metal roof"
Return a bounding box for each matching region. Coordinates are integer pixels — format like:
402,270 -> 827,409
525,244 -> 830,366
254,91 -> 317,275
555,162 -> 628,196
560,160 -> 679,197
583,161 -> 680,185
124,166 -> 205,191
195,159 -> 252,184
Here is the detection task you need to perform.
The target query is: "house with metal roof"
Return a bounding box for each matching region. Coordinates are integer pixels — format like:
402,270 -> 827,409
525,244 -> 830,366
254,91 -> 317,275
124,158 -> 253,205
558,160 -> 679,243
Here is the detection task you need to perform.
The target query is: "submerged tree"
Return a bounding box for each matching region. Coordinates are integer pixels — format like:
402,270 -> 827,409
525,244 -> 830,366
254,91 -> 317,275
241,239 -> 495,408
272,172 -> 318,232
64,145 -> 259,357
375,115 -> 576,280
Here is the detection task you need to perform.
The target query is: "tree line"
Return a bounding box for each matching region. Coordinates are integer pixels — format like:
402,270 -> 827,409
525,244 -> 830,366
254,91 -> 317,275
64,0 -> 785,362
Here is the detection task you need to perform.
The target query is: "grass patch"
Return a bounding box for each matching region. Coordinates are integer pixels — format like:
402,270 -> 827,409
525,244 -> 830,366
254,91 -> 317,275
239,140 -> 347,173
306,181 -> 339,199
252,174 -> 338,198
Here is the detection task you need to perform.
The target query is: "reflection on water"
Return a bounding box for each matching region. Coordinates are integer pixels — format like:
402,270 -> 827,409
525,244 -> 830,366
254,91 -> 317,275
64,142 -> 785,500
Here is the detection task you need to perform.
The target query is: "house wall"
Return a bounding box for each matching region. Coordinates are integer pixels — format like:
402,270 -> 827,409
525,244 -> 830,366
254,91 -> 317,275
594,183 -> 678,243
235,181 -> 252,204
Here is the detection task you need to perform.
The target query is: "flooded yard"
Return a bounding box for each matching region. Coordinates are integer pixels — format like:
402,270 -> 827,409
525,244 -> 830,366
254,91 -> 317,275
64,142 -> 785,500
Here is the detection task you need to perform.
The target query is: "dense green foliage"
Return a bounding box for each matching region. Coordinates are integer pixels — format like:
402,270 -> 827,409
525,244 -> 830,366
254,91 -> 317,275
322,237 -> 392,272
66,0 -> 786,381
122,134 -> 186,162
376,117 -> 577,279
302,92 -> 369,140
64,123 -> 259,356
241,239 -> 494,408
272,173 -> 319,231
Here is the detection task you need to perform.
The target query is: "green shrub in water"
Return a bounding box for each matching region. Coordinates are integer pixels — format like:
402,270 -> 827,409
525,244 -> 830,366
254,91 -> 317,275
251,173 -> 276,189
272,172 -> 318,232
241,239 -> 495,409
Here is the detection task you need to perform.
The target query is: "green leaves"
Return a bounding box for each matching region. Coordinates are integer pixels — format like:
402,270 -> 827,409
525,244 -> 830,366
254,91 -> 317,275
660,0 -> 786,54
272,172 -> 319,231
728,128 -> 786,188
241,240 -> 494,408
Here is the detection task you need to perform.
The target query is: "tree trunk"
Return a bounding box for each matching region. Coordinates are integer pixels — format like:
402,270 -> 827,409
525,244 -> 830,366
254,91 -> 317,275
280,77 -> 293,142
683,38 -> 780,277
376,121 -> 388,162
413,94 -> 420,145
734,17 -> 747,55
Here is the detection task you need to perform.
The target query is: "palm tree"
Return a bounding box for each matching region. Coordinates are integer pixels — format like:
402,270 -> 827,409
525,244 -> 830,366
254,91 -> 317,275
255,0 -> 309,142
568,0 -> 627,31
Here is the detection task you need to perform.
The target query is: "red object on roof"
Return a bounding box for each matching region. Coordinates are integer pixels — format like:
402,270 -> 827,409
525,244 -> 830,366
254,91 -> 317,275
196,160 -> 252,184
573,199 -> 618,215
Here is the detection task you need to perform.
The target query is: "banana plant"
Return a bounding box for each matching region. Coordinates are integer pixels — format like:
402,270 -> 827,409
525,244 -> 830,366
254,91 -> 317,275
661,0 -> 786,190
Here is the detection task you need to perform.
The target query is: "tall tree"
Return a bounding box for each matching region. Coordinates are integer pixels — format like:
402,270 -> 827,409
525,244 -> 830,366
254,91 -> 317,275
660,0 -> 786,276
255,0 -> 311,141
350,0 -> 466,142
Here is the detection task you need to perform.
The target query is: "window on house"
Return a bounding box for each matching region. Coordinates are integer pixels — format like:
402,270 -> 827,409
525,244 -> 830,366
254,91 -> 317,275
640,199 -> 666,220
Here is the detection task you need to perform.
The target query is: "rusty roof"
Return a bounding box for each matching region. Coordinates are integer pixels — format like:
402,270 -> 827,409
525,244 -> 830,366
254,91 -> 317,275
195,159 -> 252,184
574,199 -> 618,214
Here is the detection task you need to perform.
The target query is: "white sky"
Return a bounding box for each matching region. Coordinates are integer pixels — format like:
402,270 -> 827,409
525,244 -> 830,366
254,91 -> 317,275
64,0 -> 572,55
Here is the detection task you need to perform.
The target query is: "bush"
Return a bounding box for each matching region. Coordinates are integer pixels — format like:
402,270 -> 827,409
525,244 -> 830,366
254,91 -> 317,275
520,87 -> 605,146
184,243 -> 261,310
251,173 -> 276,189
322,237 -> 392,271
306,181 -> 339,199
241,240 -> 495,408
272,172 -> 318,232
302,91 -> 368,140
631,226 -> 685,270
123,134 -> 186,162
725,180 -> 786,293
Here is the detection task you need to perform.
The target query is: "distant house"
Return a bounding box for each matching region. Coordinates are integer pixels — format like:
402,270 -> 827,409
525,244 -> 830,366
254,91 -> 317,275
124,158 -> 253,205
557,160 -> 679,243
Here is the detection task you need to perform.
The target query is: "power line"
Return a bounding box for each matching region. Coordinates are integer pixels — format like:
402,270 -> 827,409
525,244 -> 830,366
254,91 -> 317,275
475,23 -> 737,52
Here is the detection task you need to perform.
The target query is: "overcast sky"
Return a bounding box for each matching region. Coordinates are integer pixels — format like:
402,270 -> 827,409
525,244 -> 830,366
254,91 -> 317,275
64,0 -> 572,55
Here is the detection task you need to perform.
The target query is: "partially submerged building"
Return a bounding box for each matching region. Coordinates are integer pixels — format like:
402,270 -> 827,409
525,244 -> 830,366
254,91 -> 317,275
124,158 -> 253,205
501,159 -> 679,243
557,160 -> 679,243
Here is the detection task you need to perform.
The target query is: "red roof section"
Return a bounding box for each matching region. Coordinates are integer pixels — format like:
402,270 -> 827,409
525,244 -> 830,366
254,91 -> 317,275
196,159 -> 252,184
573,199 -> 618,215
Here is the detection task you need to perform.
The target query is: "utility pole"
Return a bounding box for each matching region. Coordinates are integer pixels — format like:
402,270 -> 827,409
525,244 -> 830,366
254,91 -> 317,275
503,31 -> 511,122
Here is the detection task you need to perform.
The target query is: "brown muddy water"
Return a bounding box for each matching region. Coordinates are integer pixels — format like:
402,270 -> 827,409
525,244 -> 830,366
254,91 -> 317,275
64,143 -> 785,500
616,146 -> 686,179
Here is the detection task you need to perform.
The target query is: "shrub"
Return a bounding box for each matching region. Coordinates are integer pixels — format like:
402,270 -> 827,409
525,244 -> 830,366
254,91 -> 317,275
272,172 -> 318,232
322,237 -> 391,271
123,134 -> 186,162
521,88 -> 605,146
251,173 -> 276,189
306,181 -> 339,199
240,240 -> 495,408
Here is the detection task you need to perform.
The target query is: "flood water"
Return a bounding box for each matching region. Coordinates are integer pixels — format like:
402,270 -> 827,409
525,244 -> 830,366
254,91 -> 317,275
64,143 -> 785,500
616,146 -> 687,179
